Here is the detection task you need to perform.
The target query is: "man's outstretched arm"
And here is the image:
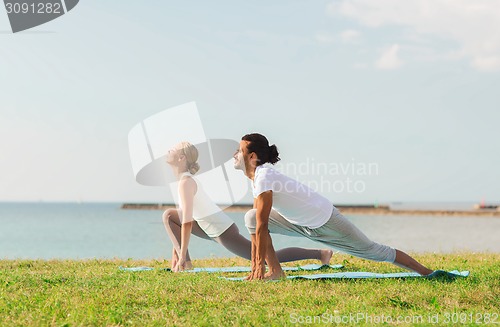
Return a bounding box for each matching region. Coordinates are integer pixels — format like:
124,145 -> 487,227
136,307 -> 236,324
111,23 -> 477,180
250,191 -> 273,280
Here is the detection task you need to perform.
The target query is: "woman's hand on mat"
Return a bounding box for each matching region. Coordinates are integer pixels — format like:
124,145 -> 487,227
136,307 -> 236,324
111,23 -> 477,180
173,256 -> 188,272
171,249 -> 179,270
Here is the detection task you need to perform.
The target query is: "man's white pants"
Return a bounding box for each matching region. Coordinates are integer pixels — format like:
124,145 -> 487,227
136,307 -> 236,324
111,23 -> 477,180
244,206 -> 396,263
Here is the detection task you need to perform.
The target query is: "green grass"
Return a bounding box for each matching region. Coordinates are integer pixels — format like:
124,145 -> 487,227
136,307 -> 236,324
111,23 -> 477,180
1,253 -> 499,326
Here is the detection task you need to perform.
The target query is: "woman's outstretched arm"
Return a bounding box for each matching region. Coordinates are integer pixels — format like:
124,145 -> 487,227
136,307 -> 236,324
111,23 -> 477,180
175,221 -> 193,271
162,209 -> 182,257
173,176 -> 197,272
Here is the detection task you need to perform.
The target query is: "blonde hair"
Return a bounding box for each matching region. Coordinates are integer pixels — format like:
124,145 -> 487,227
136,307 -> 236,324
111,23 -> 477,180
179,142 -> 200,174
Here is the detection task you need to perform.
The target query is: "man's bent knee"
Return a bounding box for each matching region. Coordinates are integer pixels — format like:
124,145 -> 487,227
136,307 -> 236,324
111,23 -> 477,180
244,209 -> 257,235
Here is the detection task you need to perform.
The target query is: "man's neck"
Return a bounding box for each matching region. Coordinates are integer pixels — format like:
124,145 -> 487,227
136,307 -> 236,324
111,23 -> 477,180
246,165 -> 257,181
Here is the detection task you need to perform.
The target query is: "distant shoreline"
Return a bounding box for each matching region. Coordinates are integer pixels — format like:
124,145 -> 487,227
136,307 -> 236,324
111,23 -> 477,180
121,203 -> 500,217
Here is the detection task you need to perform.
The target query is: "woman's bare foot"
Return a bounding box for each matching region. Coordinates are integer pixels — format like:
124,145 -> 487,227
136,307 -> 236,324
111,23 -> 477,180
184,261 -> 193,270
320,249 -> 333,265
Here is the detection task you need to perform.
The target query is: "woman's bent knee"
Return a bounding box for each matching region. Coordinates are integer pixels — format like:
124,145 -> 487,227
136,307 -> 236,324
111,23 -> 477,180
162,208 -> 177,223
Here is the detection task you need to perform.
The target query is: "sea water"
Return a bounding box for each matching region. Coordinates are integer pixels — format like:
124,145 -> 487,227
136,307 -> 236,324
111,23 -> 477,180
0,203 -> 499,260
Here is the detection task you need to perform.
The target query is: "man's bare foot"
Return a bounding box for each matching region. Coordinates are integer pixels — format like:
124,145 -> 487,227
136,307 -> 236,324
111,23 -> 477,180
320,249 -> 333,265
264,269 -> 286,280
184,261 -> 193,270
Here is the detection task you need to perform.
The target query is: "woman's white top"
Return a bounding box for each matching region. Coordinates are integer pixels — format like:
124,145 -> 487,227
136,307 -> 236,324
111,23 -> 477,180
178,172 -> 233,238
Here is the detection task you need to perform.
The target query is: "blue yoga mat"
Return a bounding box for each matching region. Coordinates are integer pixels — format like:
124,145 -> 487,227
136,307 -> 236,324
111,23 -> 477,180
187,263 -> 343,273
119,263 -> 344,273
221,270 -> 470,281
119,266 -> 155,272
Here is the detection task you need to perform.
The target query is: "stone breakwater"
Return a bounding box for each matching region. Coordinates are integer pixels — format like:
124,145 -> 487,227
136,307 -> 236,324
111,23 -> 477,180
121,204 -> 500,216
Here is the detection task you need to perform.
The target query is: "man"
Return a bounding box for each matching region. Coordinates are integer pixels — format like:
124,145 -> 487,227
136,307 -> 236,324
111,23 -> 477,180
234,133 -> 434,280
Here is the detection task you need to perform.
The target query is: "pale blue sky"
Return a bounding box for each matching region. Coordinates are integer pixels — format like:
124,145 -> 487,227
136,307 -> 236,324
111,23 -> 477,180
1,1 -> 499,204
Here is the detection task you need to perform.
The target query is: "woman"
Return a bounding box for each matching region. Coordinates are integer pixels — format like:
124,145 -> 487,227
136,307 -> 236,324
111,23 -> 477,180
162,142 -> 332,272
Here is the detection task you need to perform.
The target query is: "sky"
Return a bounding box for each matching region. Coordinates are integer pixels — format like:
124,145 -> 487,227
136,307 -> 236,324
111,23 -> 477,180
1,1 -> 499,204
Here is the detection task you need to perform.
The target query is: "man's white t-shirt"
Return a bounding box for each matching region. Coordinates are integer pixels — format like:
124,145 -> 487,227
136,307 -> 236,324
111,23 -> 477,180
252,165 -> 334,229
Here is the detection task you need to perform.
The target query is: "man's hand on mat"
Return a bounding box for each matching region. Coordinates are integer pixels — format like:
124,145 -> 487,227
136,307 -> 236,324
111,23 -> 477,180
255,265 -> 266,280
254,265 -> 266,280
244,267 -> 261,280
245,264 -> 265,280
